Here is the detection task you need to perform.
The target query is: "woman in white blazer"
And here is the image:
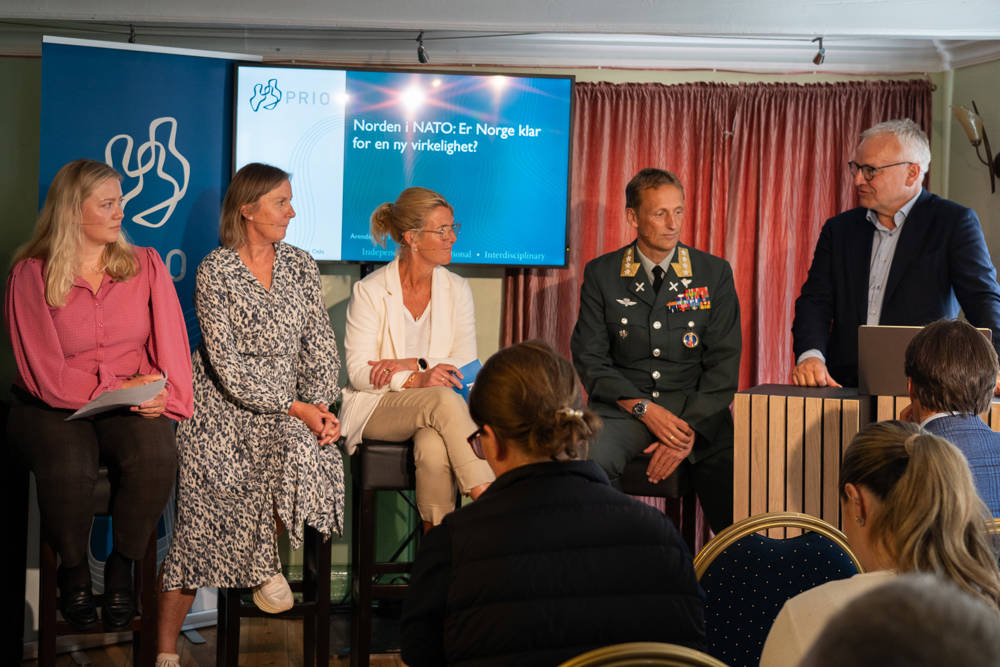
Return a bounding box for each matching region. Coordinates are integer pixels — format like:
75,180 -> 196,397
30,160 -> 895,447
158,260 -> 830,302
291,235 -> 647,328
340,187 -> 494,528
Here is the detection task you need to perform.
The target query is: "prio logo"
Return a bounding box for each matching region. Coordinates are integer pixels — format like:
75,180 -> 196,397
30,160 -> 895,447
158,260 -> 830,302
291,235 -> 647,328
104,116 -> 191,282
250,78 -> 282,111
250,79 -> 333,110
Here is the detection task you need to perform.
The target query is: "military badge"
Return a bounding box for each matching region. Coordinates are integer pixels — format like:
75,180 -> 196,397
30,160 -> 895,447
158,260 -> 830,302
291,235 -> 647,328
620,246 -> 640,277
671,247 -> 693,278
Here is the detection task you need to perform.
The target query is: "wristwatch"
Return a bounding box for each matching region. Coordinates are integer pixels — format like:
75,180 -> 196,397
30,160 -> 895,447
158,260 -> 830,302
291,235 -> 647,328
417,358 -> 428,371
631,399 -> 650,419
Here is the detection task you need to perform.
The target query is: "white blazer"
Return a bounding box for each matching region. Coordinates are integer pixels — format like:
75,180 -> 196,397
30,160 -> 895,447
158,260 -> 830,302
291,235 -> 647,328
339,257 -> 478,454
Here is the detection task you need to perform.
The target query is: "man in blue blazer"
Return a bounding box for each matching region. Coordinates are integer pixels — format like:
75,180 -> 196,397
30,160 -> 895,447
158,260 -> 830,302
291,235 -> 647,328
792,119 -> 1000,388
904,319 -> 1000,516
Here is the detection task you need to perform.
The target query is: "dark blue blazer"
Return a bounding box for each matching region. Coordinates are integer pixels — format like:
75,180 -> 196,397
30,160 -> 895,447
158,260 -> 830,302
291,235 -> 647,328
923,414 -> 1000,517
792,190 -> 1000,387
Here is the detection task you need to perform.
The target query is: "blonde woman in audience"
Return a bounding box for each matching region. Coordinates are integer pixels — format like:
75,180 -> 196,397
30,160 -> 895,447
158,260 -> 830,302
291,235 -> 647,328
760,420 -> 1000,666
339,187 -> 493,531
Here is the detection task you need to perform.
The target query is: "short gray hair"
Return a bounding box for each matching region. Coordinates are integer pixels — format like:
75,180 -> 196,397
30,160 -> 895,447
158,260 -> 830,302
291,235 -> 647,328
801,574 -> 1000,667
861,118 -> 931,177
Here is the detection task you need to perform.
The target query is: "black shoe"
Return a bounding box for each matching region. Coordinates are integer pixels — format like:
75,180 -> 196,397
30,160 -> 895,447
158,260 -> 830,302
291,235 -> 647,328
102,589 -> 136,631
59,586 -> 99,631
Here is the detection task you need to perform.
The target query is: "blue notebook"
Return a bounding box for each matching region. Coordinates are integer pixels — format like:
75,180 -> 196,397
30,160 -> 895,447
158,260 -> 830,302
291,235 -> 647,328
455,359 -> 482,402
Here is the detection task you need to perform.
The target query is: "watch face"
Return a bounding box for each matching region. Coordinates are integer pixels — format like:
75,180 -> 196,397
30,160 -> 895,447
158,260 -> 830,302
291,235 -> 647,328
632,401 -> 646,418
418,358 -> 428,370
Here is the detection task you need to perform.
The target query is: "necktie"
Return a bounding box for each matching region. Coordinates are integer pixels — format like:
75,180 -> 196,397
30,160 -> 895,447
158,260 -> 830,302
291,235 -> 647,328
652,265 -> 665,293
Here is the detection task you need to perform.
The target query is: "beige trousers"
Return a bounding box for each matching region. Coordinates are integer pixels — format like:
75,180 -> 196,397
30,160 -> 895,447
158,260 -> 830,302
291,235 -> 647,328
361,386 -> 495,525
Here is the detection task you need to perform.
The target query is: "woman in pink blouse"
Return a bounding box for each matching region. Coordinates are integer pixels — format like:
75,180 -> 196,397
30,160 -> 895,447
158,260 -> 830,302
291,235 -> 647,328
4,159 -> 193,632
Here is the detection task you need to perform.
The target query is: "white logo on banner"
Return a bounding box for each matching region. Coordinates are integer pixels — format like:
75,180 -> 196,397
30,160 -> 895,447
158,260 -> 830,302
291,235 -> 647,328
105,117 -> 191,281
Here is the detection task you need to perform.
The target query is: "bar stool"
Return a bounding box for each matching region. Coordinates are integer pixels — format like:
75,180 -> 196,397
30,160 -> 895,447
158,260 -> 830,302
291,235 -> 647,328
350,438 -> 424,667
216,524 -> 332,667
31,465 -> 159,666
620,456 -> 698,550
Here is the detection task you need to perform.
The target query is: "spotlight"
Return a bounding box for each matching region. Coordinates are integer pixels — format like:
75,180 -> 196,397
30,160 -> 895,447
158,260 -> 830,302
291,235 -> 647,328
417,31 -> 429,64
812,37 -> 825,66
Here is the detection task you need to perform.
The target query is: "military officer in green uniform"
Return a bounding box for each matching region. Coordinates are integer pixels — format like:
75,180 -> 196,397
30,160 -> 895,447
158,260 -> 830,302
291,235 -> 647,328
571,168 -> 741,532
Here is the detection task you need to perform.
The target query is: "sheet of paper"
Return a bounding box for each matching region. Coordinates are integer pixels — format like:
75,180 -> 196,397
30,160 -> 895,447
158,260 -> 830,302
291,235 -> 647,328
66,377 -> 167,421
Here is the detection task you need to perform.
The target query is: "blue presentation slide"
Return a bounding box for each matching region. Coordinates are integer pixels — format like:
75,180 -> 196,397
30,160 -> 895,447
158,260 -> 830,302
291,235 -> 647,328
235,66 -> 572,266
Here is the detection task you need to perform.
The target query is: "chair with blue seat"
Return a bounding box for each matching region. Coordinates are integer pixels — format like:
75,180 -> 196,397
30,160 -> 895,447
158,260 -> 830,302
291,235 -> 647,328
691,512 -> 862,667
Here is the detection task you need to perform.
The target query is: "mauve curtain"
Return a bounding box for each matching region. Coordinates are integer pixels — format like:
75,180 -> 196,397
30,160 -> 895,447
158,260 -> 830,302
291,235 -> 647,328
503,80 -> 933,390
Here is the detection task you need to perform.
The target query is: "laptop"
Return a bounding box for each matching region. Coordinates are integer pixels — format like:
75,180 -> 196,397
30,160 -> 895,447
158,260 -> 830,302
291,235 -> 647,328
857,324 -> 993,396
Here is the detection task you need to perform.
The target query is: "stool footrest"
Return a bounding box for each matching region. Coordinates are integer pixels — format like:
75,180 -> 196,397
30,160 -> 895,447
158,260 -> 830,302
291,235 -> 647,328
371,562 -> 412,575
370,583 -> 411,598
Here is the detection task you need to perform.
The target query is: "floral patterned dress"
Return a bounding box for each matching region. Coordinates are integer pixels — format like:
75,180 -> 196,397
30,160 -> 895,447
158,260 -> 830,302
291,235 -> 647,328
161,243 -> 343,589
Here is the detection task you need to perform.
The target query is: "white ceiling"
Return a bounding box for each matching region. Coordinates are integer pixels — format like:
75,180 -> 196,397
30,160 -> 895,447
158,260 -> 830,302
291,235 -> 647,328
2,0 -> 1000,72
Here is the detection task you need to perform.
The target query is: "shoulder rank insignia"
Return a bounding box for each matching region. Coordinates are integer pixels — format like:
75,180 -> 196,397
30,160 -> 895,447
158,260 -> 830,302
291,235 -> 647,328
616,297 -> 637,307
620,246 -> 640,277
671,247 -> 693,278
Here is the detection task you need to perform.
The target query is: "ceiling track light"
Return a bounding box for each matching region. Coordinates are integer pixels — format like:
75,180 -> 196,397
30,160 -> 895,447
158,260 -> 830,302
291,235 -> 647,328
417,31 -> 429,64
812,36 -> 825,66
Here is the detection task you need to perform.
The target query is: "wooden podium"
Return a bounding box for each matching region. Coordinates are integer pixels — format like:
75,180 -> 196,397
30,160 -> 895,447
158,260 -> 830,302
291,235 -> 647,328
733,385 -> 872,531
734,385 -> 1000,533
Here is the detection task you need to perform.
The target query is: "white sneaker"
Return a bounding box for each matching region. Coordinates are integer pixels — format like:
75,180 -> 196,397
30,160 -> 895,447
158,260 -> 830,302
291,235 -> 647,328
155,653 -> 181,667
252,572 -> 294,614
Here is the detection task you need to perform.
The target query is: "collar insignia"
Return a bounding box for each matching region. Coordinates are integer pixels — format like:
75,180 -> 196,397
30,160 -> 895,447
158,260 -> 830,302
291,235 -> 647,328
620,246 -> 640,277
671,247 -> 693,278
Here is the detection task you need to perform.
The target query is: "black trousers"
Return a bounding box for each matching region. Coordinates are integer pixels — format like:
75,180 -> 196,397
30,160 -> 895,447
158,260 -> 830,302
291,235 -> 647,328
589,413 -> 734,534
9,395 -> 177,566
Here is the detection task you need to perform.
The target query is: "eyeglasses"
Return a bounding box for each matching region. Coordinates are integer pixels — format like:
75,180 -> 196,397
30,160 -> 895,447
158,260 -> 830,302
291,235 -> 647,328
467,427 -> 486,460
847,161 -> 913,182
416,223 -> 461,239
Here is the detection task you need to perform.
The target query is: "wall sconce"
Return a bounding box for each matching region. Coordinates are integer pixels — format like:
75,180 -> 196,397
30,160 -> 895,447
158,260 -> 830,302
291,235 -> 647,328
953,100 -> 1000,193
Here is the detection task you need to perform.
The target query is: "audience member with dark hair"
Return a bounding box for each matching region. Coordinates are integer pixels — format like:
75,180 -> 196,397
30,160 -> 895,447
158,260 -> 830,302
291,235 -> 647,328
760,420 -> 1000,666
800,574 -> 1000,667
401,340 -> 705,666
903,318 -> 1000,515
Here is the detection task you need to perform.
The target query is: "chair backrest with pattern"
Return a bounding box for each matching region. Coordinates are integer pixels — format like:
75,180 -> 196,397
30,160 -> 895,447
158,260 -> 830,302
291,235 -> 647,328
692,513 -> 861,667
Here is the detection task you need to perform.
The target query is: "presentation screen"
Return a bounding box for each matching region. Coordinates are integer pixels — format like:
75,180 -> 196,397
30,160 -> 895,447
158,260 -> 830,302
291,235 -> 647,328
234,64 -> 573,266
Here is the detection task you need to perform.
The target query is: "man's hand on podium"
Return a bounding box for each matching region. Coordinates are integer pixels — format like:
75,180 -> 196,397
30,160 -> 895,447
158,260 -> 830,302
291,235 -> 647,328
792,357 -> 842,388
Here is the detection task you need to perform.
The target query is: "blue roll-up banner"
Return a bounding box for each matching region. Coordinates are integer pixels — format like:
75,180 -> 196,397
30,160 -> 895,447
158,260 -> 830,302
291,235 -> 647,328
40,36 -> 259,347
33,36 -> 258,628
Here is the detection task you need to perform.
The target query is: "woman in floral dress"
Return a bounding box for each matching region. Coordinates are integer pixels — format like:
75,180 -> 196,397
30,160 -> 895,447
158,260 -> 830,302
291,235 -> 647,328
155,163 -> 343,667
